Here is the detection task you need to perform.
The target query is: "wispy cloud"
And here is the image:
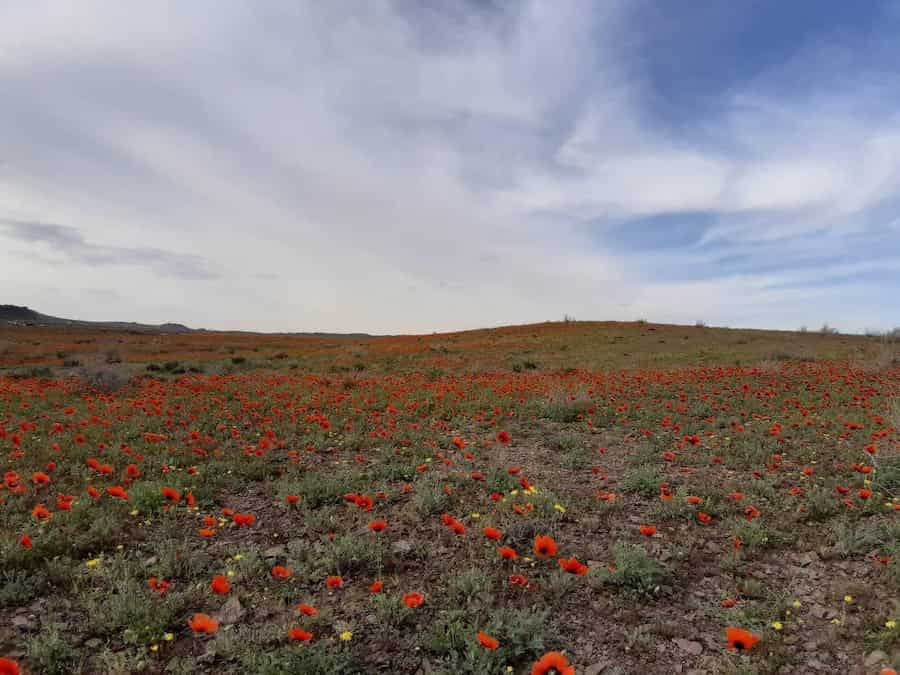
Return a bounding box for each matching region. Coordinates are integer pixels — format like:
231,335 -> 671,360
1,219 -> 219,280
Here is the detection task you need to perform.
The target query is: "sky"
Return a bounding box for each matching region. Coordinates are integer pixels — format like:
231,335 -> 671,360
2,0 -> 900,334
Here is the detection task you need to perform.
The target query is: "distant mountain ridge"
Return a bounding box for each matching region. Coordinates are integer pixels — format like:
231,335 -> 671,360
0,305 -> 192,333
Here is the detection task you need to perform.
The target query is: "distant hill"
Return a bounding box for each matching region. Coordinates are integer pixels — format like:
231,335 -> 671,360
0,305 -> 192,333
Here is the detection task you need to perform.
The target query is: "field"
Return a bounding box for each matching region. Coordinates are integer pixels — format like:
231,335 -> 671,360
1,321 -> 898,674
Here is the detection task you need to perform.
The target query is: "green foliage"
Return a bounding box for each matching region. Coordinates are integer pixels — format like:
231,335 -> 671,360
594,543 -> 669,595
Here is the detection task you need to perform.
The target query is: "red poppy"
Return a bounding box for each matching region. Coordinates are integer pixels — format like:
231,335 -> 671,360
285,494 -> 300,505
297,603 -> 318,616
483,527 -> 502,540
498,546 -> 518,560
402,592 -> 425,608
531,651 -> 574,675
558,556 -> 588,575
0,658 -> 20,675
450,520 -> 466,535
272,565 -> 292,580
534,535 -> 558,558
162,487 -> 181,503
106,486 -> 129,500
32,471 -> 50,485
477,631 -> 499,650
368,520 -> 387,532
31,504 -> 51,521
198,527 -> 217,537
639,525 -> 657,536
696,512 -> 713,524
188,613 -> 219,635
744,505 -> 761,521
725,627 -> 760,651
288,627 -> 313,641
211,575 -> 231,595
326,575 -> 343,589
721,598 -> 737,608
686,495 -> 701,505
452,436 -> 467,449
508,574 -> 527,587
18,533 -> 32,548
369,580 -> 383,593
497,430 -> 511,444
858,488 -> 872,499
232,513 -> 256,527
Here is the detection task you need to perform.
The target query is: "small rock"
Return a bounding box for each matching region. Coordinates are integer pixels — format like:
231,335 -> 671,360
864,650 -> 887,667
215,596 -> 245,625
143,555 -> 158,567
263,545 -> 286,558
392,539 -> 414,554
673,638 -> 703,656
11,616 -> 34,630
585,660 -> 611,675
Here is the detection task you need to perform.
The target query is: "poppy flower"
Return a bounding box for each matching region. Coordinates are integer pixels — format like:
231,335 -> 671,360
508,574 -> 527,587
297,603 -> 318,616
288,627 -> 313,641
106,486 -> 129,500
369,580 -> 383,593
725,626 -> 760,651
368,520 -> 387,532
32,471 -> 50,485
558,556 -> 588,575
639,525 -> 657,536
477,631 -> 499,650
211,575 -> 231,595
483,527 -> 502,540
696,512 -> 712,524
686,496 -> 701,505
87,486 -> 101,499
188,613 -> 219,635
531,651 -> 574,675
272,565 -> 292,580
198,528 -> 217,537
497,431 -> 510,444
232,513 -> 256,527
19,533 -> 32,548
450,520 -> 466,535
285,494 -> 300,505
721,598 -> 737,608
402,592 -> 424,608
452,436 -> 467,449
162,487 -> 181,503
858,489 -> 872,499
31,504 -> 51,521
0,658 -> 20,675
326,575 -> 343,589
498,546 -> 518,560
744,505 -> 761,521
534,535 -> 558,558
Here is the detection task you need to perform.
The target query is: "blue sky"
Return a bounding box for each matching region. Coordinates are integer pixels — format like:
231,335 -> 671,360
1,1 -> 899,333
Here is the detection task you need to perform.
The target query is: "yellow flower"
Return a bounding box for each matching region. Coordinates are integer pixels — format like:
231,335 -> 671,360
339,631 -> 353,641
150,644 -> 159,652
227,570 -> 236,577
233,554 -> 243,561
886,620 -> 897,629
553,503 -> 566,513
771,621 -> 783,631
86,557 -> 102,568
792,600 -> 801,608
470,513 -> 480,519
116,544 -> 124,550
830,618 -> 842,625
163,633 -> 174,641
510,489 -> 519,496
843,595 -> 853,603
129,509 -> 139,516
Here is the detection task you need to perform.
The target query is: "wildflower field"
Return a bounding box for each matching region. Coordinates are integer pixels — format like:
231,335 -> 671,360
1,322 -> 898,674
